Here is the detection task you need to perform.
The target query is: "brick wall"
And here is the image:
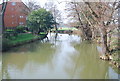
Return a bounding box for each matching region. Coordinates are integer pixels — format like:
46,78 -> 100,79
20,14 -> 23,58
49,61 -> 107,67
4,0 -> 29,28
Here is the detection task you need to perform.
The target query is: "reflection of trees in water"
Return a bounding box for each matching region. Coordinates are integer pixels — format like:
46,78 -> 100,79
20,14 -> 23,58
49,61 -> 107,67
2,41 -> 56,78
54,33 -> 58,46
29,43 -> 56,64
3,42 -> 56,66
64,41 -> 109,79
7,41 -> 43,53
2,34 -> 113,79
48,33 -> 59,46
3,53 -> 28,70
2,53 -> 29,79
2,67 -> 11,79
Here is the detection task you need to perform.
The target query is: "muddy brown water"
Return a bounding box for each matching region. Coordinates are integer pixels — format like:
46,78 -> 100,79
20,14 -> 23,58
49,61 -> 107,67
2,33 -> 119,79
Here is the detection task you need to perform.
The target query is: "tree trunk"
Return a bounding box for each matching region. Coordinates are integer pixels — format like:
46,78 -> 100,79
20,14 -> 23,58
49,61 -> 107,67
107,32 -> 111,51
91,28 -> 96,39
55,24 -> 58,32
74,3 -> 88,40
100,27 -> 109,55
0,13 -> 2,34
2,2 -> 7,33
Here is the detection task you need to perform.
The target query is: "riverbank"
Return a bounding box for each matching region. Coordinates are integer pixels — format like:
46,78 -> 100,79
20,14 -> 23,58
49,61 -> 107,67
2,33 -> 119,79
50,27 -> 79,34
95,28 -> 120,69
2,33 -> 47,52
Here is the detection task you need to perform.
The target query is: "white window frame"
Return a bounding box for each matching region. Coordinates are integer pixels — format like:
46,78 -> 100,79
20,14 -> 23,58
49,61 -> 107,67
20,16 -> 24,18
11,2 -> 16,6
19,22 -> 24,25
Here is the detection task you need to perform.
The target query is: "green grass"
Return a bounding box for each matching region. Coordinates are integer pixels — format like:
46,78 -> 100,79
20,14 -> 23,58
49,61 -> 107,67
6,29 -> 14,32
9,33 -> 37,45
8,33 -> 47,45
51,27 -> 78,31
39,32 -> 47,34
3,33 -> 47,51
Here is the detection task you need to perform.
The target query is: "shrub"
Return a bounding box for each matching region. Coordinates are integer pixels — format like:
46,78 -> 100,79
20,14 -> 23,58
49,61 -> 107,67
3,30 -> 18,39
2,38 -> 11,51
27,8 -> 55,35
15,26 -> 26,33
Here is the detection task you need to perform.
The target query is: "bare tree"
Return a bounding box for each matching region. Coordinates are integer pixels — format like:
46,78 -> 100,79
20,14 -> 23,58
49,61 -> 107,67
1,0 -> 8,32
83,2 -> 118,55
65,2 -> 92,40
44,2 -> 63,31
24,0 -> 41,12
65,1 -> 119,56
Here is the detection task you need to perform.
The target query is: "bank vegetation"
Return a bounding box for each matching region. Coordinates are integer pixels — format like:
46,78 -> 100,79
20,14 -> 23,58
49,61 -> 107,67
65,1 -> 120,69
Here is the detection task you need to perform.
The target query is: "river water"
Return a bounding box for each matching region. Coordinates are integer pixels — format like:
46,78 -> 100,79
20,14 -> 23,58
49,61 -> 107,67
2,33 -> 119,79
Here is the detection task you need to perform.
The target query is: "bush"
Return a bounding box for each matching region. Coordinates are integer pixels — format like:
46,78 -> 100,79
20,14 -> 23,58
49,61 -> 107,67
27,8 -> 55,35
2,38 -> 11,51
3,30 -> 18,39
15,26 -> 26,33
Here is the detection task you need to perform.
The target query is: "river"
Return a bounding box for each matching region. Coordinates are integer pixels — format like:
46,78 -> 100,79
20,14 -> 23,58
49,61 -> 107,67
2,33 -> 119,79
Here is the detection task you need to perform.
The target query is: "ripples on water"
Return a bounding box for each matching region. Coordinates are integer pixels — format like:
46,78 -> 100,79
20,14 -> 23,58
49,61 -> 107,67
2,33 -> 119,79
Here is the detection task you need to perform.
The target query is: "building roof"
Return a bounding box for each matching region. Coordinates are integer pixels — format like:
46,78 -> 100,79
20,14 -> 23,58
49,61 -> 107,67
0,0 -> 30,14
8,0 -> 30,11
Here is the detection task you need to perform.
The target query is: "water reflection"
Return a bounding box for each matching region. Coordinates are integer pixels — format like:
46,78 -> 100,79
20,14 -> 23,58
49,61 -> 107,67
2,33 -> 119,79
69,41 -> 109,79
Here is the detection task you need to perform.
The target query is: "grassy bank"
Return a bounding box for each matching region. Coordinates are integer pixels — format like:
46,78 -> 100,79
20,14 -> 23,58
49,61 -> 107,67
2,33 -> 47,51
51,27 -> 78,31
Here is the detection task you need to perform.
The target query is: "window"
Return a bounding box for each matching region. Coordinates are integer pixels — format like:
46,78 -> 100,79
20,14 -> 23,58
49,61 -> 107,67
20,16 -> 24,18
11,2 -> 16,6
12,15 -> 14,18
19,22 -> 24,25
12,22 -> 14,24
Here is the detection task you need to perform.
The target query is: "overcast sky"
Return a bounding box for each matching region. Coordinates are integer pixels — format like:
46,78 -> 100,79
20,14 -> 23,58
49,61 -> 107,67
30,0 -> 68,24
0,0 -> 118,24
0,0 -> 69,23
0,0 -> 2,4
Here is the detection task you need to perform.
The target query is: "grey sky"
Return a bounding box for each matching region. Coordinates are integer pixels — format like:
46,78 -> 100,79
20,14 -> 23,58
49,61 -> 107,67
0,0 -> 69,23
22,0 -> 68,24
0,0 -> 118,24
34,0 -> 68,24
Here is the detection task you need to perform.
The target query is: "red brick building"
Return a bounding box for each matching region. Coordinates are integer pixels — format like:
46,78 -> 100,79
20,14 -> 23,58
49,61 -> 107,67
0,5 -> 2,12
0,0 -> 30,28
